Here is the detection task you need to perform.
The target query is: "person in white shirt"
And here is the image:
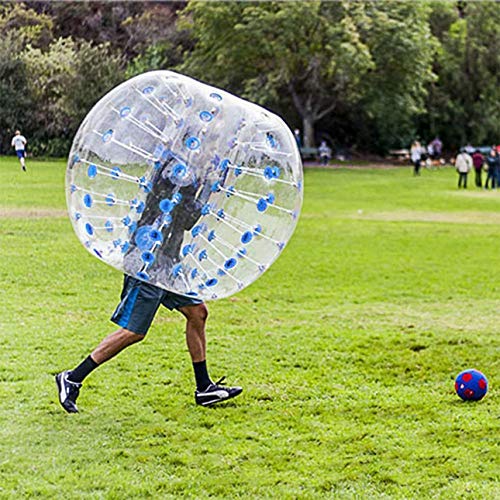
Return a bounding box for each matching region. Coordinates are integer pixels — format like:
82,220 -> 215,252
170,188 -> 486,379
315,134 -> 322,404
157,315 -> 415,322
410,140 -> 424,176
455,148 -> 473,189
11,130 -> 27,171
318,140 -> 332,166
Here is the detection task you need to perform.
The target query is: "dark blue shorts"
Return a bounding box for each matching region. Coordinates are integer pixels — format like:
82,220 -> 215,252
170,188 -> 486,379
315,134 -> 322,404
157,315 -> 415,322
111,275 -> 203,335
16,150 -> 25,159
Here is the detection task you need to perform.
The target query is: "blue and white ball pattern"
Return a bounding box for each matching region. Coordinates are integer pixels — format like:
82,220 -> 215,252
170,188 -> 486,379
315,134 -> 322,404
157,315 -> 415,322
66,71 -> 303,300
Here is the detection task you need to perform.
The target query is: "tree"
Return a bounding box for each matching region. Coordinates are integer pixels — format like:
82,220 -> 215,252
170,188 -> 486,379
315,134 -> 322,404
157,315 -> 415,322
0,34 -> 33,153
67,41 -> 124,133
356,1 -> 437,151
180,1 -> 373,147
122,2 -> 186,60
0,0 -> 496,156
21,37 -> 124,155
425,2 -> 500,149
29,1 -> 142,57
27,1 -> 186,60
22,37 -> 77,140
0,2 -> 53,49
0,3 -> 127,156
125,9 -> 192,80
0,3 -> 53,152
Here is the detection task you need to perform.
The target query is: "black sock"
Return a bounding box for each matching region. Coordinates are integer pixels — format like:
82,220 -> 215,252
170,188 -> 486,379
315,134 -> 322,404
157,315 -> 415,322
68,355 -> 99,383
193,360 -> 212,391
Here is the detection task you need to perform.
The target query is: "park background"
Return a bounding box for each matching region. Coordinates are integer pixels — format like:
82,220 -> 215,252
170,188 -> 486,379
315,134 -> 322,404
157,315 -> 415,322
0,1 -> 499,157
0,1 -> 499,499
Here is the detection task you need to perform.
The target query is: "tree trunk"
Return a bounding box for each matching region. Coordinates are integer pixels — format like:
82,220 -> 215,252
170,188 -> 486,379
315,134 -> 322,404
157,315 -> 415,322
303,115 -> 315,148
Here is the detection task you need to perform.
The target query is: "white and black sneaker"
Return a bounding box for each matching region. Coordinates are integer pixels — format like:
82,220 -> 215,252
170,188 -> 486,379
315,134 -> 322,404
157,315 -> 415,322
55,370 -> 81,413
195,377 -> 242,406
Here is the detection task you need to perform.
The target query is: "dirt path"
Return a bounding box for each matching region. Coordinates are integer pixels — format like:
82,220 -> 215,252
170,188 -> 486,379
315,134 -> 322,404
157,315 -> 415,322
349,209 -> 500,225
0,208 -> 67,218
303,161 -> 416,169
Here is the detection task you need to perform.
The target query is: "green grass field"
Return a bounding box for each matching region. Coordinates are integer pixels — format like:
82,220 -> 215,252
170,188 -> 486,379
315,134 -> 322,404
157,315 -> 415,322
0,157 -> 498,499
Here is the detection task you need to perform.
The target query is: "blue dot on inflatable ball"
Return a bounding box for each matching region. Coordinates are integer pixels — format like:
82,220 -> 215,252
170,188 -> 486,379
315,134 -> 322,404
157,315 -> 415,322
199,110 -> 213,122
241,231 -> 253,244
87,164 -> 97,178
83,194 -> 93,208
257,198 -> 268,212
159,199 -> 174,213
134,225 -> 154,250
185,136 -> 200,150
455,369 -> 488,401
141,251 -> 155,264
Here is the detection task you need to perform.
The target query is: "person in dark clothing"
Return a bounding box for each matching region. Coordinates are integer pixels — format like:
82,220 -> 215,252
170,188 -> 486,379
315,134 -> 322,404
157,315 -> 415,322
125,156 -> 211,278
471,149 -> 485,188
430,137 -> 443,160
485,148 -> 499,189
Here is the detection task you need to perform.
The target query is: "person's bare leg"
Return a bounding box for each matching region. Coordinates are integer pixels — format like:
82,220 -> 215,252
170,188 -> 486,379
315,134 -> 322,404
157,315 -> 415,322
63,328 -> 144,386
56,328 -> 144,413
178,303 -> 212,391
177,303 -> 243,405
91,328 -> 144,364
178,303 -> 208,363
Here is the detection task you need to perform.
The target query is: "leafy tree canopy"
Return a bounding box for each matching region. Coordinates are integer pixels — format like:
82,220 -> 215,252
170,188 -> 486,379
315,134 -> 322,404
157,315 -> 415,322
180,1 -> 374,147
0,0 -> 498,156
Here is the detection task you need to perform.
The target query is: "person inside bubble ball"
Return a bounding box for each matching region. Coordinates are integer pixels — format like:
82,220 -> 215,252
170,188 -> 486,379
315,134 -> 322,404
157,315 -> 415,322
56,156 -> 242,413
125,154 -> 213,275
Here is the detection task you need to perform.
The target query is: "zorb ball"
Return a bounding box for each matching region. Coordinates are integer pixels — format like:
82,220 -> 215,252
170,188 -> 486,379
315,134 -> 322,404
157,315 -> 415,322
455,369 -> 488,401
66,71 -> 303,301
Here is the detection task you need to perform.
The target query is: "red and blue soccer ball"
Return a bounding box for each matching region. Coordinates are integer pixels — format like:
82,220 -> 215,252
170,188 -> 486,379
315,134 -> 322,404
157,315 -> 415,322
455,369 -> 488,401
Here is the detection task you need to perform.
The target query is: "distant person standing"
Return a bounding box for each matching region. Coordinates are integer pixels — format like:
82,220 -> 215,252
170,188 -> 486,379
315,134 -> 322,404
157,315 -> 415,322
455,149 -> 472,189
485,147 -> 499,189
318,140 -> 332,166
430,136 -> 443,160
11,130 -> 27,172
293,128 -> 302,149
410,140 -> 423,175
471,149 -> 484,188
426,142 -> 434,163
496,145 -> 500,184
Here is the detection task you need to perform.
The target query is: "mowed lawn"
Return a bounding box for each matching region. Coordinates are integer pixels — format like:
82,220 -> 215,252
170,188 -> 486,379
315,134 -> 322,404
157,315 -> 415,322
0,157 -> 498,499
